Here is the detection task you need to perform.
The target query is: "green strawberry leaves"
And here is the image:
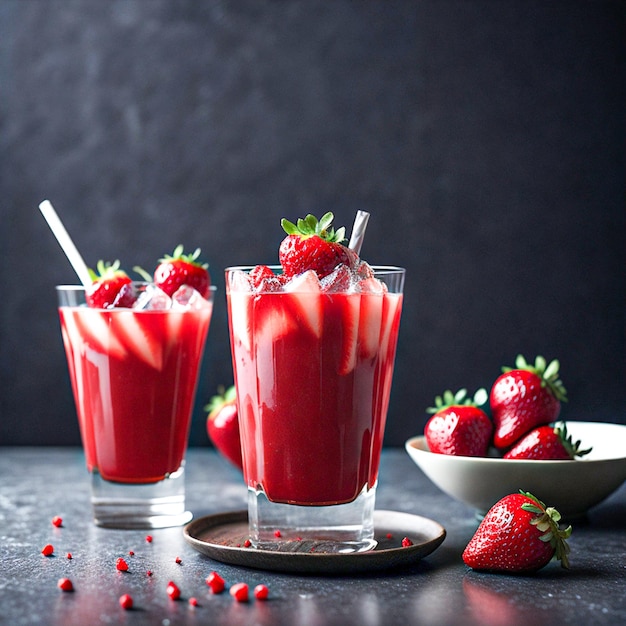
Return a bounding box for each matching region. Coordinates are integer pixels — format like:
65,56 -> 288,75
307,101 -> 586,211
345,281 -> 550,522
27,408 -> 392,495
520,490 -> 572,569
427,388 -> 488,414
281,212 -> 346,244
503,354 -> 568,402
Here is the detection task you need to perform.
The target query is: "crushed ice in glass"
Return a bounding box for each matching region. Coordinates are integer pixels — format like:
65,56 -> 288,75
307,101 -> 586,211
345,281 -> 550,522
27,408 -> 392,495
134,284 -> 172,310
235,262 -> 388,294
172,285 -> 212,310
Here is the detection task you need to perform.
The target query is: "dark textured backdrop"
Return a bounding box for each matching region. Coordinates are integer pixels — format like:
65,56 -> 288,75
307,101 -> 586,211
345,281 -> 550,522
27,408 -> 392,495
1,0 -> 624,448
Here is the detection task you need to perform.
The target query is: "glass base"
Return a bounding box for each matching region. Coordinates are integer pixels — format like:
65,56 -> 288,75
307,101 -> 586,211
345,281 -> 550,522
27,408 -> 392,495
248,484 -> 377,553
90,464 -> 192,529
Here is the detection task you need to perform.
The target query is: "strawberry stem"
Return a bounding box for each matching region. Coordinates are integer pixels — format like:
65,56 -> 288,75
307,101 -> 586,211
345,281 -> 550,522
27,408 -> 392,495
427,388 -> 488,414
281,212 -> 346,243
502,354 -> 568,402
520,490 -> 572,569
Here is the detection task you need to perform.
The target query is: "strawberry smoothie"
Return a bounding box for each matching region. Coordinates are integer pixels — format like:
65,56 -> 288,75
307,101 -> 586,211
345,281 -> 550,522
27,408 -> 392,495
227,266 -> 403,507
58,289 -> 212,484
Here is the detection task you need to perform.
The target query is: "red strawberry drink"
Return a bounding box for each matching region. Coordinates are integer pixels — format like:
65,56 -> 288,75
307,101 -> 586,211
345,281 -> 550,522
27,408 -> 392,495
56,249 -> 213,528
226,213 -> 404,552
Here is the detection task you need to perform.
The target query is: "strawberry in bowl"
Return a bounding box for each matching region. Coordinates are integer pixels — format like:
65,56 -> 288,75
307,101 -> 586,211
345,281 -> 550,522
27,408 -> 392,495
424,388 -> 491,457
490,355 -> 567,450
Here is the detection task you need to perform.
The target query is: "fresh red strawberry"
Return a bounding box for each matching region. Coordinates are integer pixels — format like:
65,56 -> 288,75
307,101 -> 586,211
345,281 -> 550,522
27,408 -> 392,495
503,422 -> 592,460
490,355 -> 567,450
205,385 -> 243,470
86,260 -> 135,309
462,490 -> 572,573
279,212 -> 358,279
424,388 -> 492,457
153,245 -> 210,298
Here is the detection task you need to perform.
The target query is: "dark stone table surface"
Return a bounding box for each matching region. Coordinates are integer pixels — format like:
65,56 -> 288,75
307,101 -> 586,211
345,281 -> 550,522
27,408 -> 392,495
1,447 -> 625,626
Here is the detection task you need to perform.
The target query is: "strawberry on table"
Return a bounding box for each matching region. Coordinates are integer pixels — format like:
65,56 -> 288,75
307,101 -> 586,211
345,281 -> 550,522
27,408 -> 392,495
205,385 -> 243,471
279,212 -> 358,279
86,260 -> 135,309
424,388 -> 492,457
462,490 -> 572,573
490,355 -> 567,450
503,422 -> 592,460
153,245 -> 211,298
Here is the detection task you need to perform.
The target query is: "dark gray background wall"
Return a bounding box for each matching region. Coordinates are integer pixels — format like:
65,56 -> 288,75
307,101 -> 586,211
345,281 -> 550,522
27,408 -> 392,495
1,0 -> 624,448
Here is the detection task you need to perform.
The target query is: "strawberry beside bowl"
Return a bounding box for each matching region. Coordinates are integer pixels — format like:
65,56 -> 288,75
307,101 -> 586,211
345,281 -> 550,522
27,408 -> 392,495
405,421 -> 626,519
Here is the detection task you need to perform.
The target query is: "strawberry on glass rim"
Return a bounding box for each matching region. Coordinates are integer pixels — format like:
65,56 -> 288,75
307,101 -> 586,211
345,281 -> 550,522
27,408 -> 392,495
279,212 -> 358,279
86,260 -> 136,309
152,245 -> 211,298
490,354 -> 567,450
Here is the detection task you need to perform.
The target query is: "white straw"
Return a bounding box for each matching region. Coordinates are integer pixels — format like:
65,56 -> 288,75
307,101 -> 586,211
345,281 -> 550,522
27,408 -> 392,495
348,210 -> 370,255
39,200 -> 91,287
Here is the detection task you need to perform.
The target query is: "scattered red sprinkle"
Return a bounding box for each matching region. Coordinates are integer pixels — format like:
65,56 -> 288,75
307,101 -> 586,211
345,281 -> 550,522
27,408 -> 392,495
116,557 -> 129,572
296,536 -> 303,541
41,544 -> 54,556
386,533 -> 393,539
274,530 -> 282,538
175,556 -> 182,564
145,535 -> 153,543
254,584 -> 269,601
230,582 -> 249,602
66,553 -> 72,560
188,597 -> 199,607
243,539 -> 252,548
146,570 -> 153,577
57,578 -> 73,592
51,516 -> 63,528
206,571 -> 225,594
166,581 -> 181,600
119,594 -> 133,610
128,550 -> 134,556
401,537 -> 413,547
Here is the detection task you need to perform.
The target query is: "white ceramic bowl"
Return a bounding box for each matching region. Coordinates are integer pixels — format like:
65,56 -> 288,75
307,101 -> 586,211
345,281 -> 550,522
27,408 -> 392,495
405,421 -> 626,519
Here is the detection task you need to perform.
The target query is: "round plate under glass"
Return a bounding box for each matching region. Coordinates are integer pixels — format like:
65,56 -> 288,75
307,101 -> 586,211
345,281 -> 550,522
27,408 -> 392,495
184,509 -> 446,574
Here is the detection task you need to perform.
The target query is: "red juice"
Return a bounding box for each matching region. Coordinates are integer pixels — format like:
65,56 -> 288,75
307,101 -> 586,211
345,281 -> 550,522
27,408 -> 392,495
227,270 -> 403,506
59,304 -> 212,483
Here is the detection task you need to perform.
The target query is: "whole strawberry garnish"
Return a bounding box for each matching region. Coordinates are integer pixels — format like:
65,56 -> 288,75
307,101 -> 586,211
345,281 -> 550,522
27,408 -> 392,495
424,388 -> 492,457
503,422 -> 592,460
279,212 -> 357,279
86,260 -> 135,309
462,490 -> 572,573
205,385 -> 243,471
490,355 -> 567,450
153,245 -> 210,298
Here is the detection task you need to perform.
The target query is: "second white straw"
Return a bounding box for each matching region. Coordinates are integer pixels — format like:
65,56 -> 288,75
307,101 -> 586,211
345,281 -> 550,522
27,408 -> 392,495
39,200 -> 92,287
348,210 -> 370,255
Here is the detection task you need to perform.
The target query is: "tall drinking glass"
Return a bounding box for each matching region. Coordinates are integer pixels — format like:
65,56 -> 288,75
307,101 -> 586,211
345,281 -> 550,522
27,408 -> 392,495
57,283 -> 213,528
226,265 -> 404,553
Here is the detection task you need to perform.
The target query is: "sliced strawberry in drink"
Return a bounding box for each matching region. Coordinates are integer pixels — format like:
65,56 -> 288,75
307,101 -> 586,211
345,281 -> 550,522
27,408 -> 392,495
110,311 -> 164,370
254,294 -> 300,346
283,270 -> 323,338
229,292 -> 253,352
358,292 -> 383,360
379,294 -> 402,356
228,271 -> 254,352
338,294 -> 361,376
73,310 -> 126,360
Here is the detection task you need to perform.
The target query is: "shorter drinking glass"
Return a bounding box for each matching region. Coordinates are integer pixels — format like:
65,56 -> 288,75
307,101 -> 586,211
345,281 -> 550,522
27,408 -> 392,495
226,265 -> 404,553
57,283 -> 214,528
